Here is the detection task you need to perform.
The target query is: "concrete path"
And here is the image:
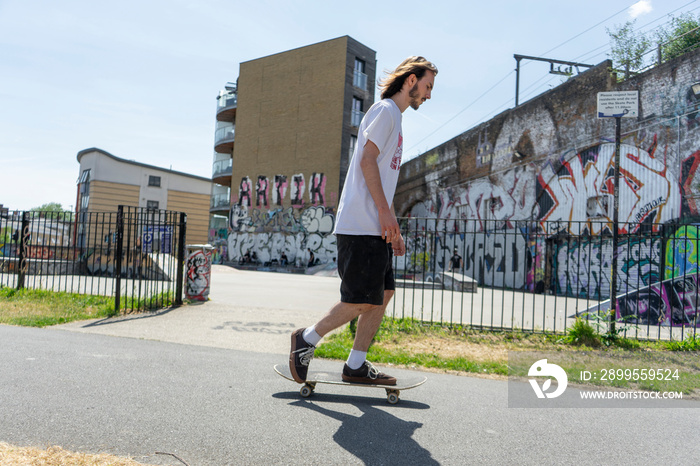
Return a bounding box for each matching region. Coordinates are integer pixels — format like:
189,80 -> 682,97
58,265 -> 342,355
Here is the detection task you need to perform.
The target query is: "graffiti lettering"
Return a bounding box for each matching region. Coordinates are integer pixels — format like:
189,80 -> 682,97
309,172 -> 326,205
256,176 -> 269,207
291,174 -> 305,207
273,175 -> 288,206
238,176 -> 252,207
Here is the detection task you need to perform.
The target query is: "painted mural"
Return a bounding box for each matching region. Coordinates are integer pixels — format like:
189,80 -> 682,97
616,274 -> 700,327
186,247 -> 212,301
226,171 -> 336,266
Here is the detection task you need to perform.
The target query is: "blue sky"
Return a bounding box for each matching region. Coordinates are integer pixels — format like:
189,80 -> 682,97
1,0 -> 698,211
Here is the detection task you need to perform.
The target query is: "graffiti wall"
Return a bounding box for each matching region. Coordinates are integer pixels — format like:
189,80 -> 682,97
393,50 -> 700,325
537,141 -> 681,235
613,273 -> 700,327
397,222 -> 533,289
553,235 -> 663,300
225,171 -> 337,266
227,204 -> 336,266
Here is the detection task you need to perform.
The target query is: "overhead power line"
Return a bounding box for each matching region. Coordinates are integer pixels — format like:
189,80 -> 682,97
405,0 -> 700,156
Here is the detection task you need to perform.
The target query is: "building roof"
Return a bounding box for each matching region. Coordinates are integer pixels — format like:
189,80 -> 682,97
240,35 -> 375,64
76,147 -> 212,183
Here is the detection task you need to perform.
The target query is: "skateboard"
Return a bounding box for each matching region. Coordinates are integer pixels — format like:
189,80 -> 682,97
274,364 -> 426,404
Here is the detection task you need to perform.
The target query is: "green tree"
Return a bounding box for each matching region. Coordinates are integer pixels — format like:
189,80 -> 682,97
608,14 -> 700,80
656,13 -> 700,62
30,202 -> 72,220
607,20 -> 651,79
409,251 -> 430,272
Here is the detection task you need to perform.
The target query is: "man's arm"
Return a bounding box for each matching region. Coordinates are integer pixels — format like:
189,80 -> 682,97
359,140 -> 400,243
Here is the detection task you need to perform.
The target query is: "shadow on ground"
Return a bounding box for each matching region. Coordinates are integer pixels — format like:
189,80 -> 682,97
273,392 -> 437,465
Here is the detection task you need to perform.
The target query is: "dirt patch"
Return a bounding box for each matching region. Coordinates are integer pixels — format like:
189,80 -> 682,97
379,335 -> 508,363
0,442 -> 154,465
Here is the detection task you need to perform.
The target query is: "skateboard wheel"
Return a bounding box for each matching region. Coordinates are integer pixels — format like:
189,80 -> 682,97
386,390 -> 400,404
300,384 -> 314,398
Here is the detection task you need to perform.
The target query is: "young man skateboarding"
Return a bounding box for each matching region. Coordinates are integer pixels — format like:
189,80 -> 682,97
290,56 -> 438,385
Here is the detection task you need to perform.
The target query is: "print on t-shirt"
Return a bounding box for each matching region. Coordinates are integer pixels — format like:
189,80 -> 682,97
390,133 -> 403,170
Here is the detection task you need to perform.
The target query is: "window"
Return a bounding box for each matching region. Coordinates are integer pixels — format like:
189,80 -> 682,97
353,58 -> 367,90
148,175 -> 161,187
351,97 -> 364,127
79,169 -> 91,184
146,200 -> 159,210
78,169 -> 90,211
349,134 -> 357,158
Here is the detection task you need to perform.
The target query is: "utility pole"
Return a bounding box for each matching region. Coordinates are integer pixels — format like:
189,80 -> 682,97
596,91 -> 639,335
514,54 -> 594,107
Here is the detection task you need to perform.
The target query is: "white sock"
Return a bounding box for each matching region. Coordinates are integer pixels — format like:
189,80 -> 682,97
346,349 -> 367,370
302,326 -> 321,346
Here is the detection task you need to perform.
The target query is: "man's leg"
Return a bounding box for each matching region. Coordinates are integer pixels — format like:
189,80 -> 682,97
289,300 -> 377,383
343,290 -> 396,385
313,301 -> 377,338
342,290 -> 396,385
352,290 -> 394,352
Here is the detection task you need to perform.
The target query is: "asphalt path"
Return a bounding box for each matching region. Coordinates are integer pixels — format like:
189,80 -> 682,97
1,266 -> 699,465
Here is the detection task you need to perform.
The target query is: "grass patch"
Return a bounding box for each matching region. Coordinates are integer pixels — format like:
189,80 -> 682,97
316,317 -> 700,395
119,291 -> 176,313
0,287 -> 116,327
665,334 -> 700,351
508,349 -> 700,395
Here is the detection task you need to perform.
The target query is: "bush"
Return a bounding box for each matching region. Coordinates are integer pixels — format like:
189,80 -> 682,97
561,318 -> 601,347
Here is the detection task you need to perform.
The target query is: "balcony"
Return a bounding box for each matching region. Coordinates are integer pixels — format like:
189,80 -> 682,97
210,192 -> 231,213
353,69 -> 368,91
216,92 -> 237,122
214,125 -> 235,153
212,158 -> 232,187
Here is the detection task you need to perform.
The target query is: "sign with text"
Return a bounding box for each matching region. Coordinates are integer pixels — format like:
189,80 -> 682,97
597,91 -> 639,118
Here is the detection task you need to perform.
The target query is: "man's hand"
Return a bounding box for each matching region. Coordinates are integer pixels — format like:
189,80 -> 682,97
391,234 -> 406,256
379,206 -> 400,244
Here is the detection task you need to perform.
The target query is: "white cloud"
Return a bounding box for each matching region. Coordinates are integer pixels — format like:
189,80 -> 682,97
629,0 -> 653,19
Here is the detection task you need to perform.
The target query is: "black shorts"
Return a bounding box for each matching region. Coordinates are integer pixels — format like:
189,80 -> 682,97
336,234 -> 395,305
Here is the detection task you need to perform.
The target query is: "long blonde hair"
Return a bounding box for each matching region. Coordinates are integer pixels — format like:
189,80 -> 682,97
379,56 -> 438,99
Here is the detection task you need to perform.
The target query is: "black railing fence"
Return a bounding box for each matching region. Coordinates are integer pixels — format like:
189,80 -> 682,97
3,208 -> 698,340
0,206 -> 186,312
392,217 -> 699,341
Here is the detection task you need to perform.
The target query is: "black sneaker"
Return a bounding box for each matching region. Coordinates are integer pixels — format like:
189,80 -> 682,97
289,328 -> 315,383
342,361 -> 397,386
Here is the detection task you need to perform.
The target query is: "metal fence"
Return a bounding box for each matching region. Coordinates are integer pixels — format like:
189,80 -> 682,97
0,206 -> 187,312
391,217 -> 700,341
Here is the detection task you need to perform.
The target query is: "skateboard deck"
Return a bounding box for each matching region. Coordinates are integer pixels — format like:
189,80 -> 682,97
274,364 -> 426,404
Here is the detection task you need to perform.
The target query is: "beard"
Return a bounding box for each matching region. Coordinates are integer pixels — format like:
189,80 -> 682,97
408,83 -> 422,110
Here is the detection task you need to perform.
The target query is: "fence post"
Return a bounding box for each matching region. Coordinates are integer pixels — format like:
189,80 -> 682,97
610,116 -> 622,336
17,211 -> 30,290
175,212 -> 187,305
114,205 -> 124,311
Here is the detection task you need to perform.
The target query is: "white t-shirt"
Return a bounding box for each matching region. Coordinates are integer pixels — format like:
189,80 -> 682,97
334,99 -> 403,236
